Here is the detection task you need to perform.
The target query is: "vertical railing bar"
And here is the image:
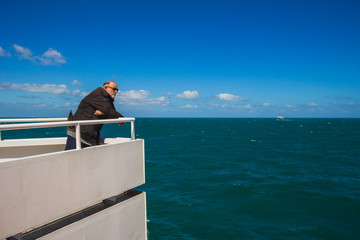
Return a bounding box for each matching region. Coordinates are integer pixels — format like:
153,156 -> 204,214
0,130 -> 2,141
75,123 -> 81,150
131,120 -> 135,140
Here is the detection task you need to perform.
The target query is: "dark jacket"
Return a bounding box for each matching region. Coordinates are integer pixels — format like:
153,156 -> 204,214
68,87 -> 123,145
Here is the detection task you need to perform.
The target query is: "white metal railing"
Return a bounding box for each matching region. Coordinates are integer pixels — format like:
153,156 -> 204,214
0,118 -> 135,149
0,118 -> 68,123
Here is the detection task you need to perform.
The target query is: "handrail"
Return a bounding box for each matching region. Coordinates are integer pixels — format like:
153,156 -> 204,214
0,118 -> 67,123
0,118 -> 135,149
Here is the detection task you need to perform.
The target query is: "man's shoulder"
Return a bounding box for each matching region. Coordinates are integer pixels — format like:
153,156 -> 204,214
89,87 -> 103,95
85,87 -> 109,99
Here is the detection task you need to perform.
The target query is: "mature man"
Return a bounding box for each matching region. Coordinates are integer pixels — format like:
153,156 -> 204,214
65,80 -> 123,150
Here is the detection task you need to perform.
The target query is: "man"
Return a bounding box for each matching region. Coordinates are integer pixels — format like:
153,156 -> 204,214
65,80 -> 124,150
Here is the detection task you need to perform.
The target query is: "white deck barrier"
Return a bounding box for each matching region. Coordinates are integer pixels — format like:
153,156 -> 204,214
0,118 -> 146,240
0,117 -> 136,148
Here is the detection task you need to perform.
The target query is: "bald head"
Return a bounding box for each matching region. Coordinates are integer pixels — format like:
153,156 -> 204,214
103,81 -> 116,87
103,81 -> 119,99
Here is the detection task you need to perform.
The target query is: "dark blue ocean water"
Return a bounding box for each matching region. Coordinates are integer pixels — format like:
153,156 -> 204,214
2,118 -> 360,239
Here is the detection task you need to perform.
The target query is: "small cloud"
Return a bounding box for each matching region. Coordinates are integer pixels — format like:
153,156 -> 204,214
303,102 -> 324,112
262,102 -> 271,107
70,80 -> 83,86
12,44 -> 66,65
181,104 -> 198,109
71,90 -> 81,95
37,48 -> 67,65
117,90 -> 170,106
176,90 -> 199,100
211,103 -> 252,109
285,104 -> 296,108
13,44 -> 34,60
336,96 -> 357,101
0,46 -> 11,57
216,93 -> 243,101
240,104 -> 252,109
54,102 -> 78,108
307,102 -> 318,107
0,82 -> 85,96
0,82 -> 11,89
153,96 -> 170,105
12,83 -> 70,94
80,91 -> 89,97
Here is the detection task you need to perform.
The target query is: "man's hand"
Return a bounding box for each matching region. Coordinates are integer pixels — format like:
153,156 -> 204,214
94,110 -> 104,116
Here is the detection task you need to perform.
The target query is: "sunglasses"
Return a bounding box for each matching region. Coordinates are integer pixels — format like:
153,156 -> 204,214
107,86 -> 119,92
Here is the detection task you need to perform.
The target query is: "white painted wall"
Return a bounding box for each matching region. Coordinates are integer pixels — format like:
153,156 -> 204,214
0,138 -> 145,239
0,137 -> 133,159
39,192 -> 147,240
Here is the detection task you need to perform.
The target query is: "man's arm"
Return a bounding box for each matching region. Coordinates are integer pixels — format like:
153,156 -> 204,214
84,88 -> 123,118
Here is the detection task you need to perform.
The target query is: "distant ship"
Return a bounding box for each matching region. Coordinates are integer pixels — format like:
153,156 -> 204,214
277,116 -> 285,120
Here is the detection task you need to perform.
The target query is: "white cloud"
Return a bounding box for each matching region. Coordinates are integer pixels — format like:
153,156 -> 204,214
307,102 -> 318,107
0,46 -> 11,57
181,104 -> 198,109
216,93 -> 243,101
54,102 -> 78,108
80,91 -> 89,97
12,44 -> 66,65
13,44 -> 34,60
211,103 -> 252,109
176,90 -> 199,100
302,102 -> 325,112
244,104 -> 252,109
37,48 -> 67,65
0,82 -> 10,89
262,102 -> 271,107
153,96 -> 170,105
0,82 -> 86,97
71,90 -> 81,95
11,83 -> 70,94
70,80 -> 83,86
117,90 -> 170,106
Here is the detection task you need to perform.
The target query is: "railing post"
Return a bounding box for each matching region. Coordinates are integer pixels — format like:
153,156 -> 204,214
131,120 -> 135,140
75,123 -> 81,150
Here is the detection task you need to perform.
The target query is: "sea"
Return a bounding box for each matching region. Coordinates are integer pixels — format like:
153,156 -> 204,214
2,118 -> 360,240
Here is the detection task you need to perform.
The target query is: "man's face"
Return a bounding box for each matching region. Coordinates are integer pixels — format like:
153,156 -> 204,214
105,82 -> 119,99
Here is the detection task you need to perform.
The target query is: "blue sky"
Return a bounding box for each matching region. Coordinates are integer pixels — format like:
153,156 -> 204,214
1,0 -> 359,118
